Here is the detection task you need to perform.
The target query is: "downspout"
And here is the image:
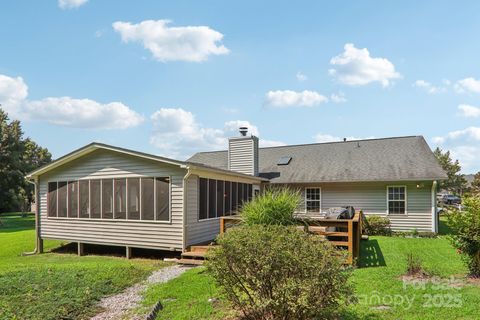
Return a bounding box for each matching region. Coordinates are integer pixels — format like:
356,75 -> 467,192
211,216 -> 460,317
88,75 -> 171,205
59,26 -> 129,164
22,177 -> 41,256
432,180 -> 438,233
181,166 -> 192,252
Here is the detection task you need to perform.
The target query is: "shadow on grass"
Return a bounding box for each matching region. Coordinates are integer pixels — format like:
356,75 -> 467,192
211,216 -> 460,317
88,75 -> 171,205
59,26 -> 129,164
340,309 -> 380,320
0,214 -> 35,233
51,242 -> 180,260
438,215 -> 454,235
358,239 -> 386,268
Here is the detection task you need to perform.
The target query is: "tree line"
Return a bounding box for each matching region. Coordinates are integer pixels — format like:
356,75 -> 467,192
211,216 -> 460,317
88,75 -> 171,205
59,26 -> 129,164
0,108 -> 52,213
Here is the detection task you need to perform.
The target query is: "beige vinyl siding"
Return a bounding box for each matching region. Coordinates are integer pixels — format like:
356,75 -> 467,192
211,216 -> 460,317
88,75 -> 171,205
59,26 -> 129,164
228,137 -> 258,176
38,149 -> 186,251
291,181 -> 433,232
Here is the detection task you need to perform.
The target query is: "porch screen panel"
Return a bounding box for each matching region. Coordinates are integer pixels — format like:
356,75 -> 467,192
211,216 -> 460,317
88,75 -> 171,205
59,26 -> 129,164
216,180 -> 224,217
114,178 -> 127,219
68,181 -> 78,218
208,179 -> 217,218
141,178 -> 155,220
224,181 -> 231,216
237,183 -> 243,208
127,178 -> 140,220
47,182 -> 57,217
199,178 -> 208,220
79,180 -> 89,218
247,184 -> 253,201
102,179 -> 113,219
90,180 -> 101,218
231,182 -> 237,212
242,184 -> 248,203
57,182 -> 67,217
155,177 -> 170,221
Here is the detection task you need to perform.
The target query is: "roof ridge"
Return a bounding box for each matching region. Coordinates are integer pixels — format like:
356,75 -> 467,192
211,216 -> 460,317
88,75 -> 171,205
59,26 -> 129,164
191,135 -> 422,155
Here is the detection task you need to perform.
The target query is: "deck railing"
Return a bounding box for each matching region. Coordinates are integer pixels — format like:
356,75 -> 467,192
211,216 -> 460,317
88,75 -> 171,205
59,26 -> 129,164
219,211 -> 363,265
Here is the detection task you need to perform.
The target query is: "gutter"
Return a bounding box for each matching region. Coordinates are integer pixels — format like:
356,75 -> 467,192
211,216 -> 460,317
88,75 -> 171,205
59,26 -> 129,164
22,177 -> 41,256
181,165 -> 193,252
432,180 -> 438,233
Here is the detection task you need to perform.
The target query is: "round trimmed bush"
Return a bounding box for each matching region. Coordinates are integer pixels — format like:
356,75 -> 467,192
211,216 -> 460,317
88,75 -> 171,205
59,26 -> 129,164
206,225 -> 355,320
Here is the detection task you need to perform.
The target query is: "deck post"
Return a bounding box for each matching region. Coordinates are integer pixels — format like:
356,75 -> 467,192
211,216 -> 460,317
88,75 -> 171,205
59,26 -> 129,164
77,242 -> 84,256
347,220 -> 353,264
220,217 -> 225,235
126,246 -> 132,259
38,238 -> 44,254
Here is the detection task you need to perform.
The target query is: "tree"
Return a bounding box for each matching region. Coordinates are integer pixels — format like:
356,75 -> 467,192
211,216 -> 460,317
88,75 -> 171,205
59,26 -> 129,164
434,147 -> 467,194
471,172 -> 480,195
0,108 -> 51,213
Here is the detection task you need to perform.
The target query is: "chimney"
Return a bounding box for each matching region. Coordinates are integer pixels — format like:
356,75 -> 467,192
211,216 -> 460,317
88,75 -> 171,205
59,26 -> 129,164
228,127 -> 259,176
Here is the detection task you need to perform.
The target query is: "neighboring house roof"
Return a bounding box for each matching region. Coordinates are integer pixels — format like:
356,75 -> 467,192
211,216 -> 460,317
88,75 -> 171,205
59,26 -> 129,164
188,136 -> 448,183
465,174 -> 475,187
26,142 -> 268,182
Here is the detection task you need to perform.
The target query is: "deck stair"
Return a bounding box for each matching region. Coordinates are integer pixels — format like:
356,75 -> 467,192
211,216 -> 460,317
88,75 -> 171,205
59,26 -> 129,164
177,244 -> 217,265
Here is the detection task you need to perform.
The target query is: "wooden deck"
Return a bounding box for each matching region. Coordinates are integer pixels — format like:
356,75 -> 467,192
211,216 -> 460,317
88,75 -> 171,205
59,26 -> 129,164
219,212 -> 363,265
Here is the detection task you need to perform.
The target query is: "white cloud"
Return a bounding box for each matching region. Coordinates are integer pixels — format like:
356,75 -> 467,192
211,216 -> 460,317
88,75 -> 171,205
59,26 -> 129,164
296,71 -> 307,82
314,133 -> 375,143
449,145 -> 480,173
58,0 -> 88,9
454,77 -> 480,93
330,92 -> 347,103
150,108 -> 283,159
432,136 -> 445,144
0,74 -> 143,129
112,19 -> 229,62
458,104 -> 480,118
413,80 -> 446,94
265,90 -> 328,108
329,43 -> 401,87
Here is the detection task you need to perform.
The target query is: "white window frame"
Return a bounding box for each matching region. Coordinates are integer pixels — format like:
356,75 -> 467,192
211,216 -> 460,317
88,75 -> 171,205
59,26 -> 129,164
305,187 -> 322,214
386,185 -> 407,215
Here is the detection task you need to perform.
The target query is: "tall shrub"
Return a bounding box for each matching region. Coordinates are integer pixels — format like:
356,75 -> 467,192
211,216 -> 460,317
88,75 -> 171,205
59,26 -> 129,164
240,187 -> 301,226
206,225 -> 355,320
447,196 -> 480,277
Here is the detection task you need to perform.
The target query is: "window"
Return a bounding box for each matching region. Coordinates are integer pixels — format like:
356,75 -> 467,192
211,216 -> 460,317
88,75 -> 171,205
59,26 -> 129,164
79,180 -> 89,218
388,186 -> 406,214
199,178 -> 208,220
127,178 -> 140,220
156,177 -> 170,221
102,179 -> 113,219
208,179 -> 217,219
305,188 -> 321,213
224,181 -> 231,216
216,180 -> 224,217
231,182 -> 238,212
90,180 -> 101,218
141,178 -> 155,220
49,177 -> 170,222
48,182 -> 57,217
114,178 -> 127,219
68,181 -> 78,218
58,181 -> 68,217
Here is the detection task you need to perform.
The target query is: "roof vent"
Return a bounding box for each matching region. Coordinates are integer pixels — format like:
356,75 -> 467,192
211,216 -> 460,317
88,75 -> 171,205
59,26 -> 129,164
277,156 -> 292,165
239,127 -> 248,136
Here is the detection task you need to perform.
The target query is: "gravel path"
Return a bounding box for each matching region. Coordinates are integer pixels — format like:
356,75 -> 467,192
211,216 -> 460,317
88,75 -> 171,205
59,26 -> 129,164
90,265 -> 193,320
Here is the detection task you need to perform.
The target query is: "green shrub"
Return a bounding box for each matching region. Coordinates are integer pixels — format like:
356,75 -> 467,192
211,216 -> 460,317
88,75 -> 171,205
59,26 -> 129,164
364,216 -> 391,236
240,187 -> 301,226
406,252 -> 425,276
206,225 -> 355,320
446,196 -> 480,277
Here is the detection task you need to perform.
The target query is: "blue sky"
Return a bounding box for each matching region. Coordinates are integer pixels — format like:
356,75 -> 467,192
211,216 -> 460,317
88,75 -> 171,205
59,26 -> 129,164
1,1 -> 479,173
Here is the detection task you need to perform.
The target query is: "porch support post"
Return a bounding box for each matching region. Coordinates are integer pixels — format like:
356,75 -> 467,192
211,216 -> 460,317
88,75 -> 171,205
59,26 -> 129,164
78,242 -> 84,256
126,246 -> 132,259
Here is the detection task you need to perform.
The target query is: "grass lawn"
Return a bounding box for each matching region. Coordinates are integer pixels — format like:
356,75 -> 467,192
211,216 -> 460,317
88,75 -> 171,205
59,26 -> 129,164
0,213 -> 167,320
138,217 -> 480,320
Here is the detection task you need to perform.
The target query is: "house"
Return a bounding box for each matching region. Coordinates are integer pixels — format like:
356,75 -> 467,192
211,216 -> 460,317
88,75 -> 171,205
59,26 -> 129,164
26,128 -> 446,256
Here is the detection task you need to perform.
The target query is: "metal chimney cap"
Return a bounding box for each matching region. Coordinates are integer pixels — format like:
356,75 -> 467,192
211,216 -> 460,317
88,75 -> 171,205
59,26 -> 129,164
239,127 -> 248,136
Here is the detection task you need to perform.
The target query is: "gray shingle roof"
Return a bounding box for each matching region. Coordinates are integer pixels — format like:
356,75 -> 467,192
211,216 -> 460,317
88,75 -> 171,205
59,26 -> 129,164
188,136 -> 447,183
